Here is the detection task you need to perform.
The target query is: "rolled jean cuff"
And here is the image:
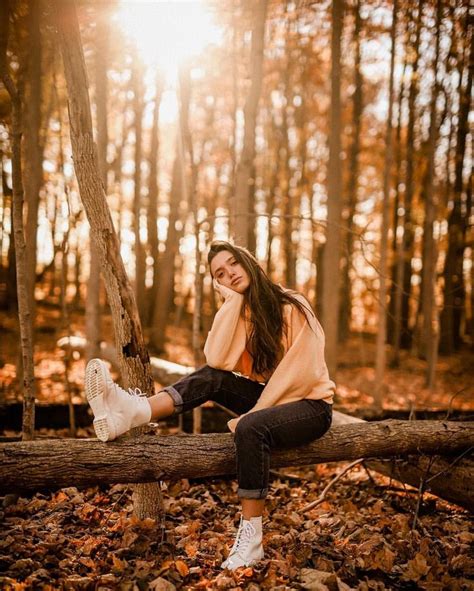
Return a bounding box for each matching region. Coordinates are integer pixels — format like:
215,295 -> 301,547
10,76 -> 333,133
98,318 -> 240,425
161,385 -> 183,415
238,487 -> 268,499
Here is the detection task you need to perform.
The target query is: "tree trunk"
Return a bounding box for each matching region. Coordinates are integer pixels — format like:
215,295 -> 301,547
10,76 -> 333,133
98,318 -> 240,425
265,98 -> 284,276
282,19 -> 296,288
150,64 -> 196,353
150,138 -> 183,352
132,58 -> 146,321
86,7 -> 108,361
374,0 -> 397,407
147,73 -> 163,326
24,0 -> 43,316
54,0 -> 161,519
397,0 -> 424,354
440,21 -> 472,354
1,5 -> 36,441
419,0 -> 442,387
232,0 -> 268,246
229,0 -> 239,203
387,50 -> 408,349
1,420 -> 472,510
59,217 -> 76,437
340,0 -> 363,342
1,164 -> 17,311
321,0 -> 344,376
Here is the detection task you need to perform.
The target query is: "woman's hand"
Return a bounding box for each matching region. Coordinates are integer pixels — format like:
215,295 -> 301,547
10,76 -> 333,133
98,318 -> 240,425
213,277 -> 239,301
227,416 -> 241,433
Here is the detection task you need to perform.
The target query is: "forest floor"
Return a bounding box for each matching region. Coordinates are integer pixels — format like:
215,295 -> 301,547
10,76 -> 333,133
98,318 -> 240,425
0,303 -> 473,590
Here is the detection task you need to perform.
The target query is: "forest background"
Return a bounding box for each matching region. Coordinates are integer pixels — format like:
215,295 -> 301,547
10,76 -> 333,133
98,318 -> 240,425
0,0 -> 473,589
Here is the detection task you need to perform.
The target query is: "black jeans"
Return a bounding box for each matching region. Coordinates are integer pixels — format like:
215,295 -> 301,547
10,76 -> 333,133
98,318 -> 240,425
162,365 -> 333,499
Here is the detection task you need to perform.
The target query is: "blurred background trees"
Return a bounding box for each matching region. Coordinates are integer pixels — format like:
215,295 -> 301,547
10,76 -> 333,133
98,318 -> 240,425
0,0 -> 472,393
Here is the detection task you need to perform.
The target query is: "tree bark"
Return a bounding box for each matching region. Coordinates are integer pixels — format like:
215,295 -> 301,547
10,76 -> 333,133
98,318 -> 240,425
396,0 -> 424,354
340,0 -> 363,342
1,2 -> 36,442
1,420 -> 472,510
86,6 -> 108,361
281,17 -> 296,288
418,0 -> 442,387
321,0 -> 344,376
146,73 -> 163,326
374,0 -> 397,406
150,68 -> 192,353
387,49 -> 408,349
54,0 -> 161,519
24,0 -> 44,316
132,58 -> 147,321
232,0 -> 268,246
150,134 -> 183,352
440,19 -> 472,354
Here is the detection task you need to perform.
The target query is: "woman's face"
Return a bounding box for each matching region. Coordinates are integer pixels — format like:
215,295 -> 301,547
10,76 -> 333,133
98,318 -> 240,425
210,250 -> 251,294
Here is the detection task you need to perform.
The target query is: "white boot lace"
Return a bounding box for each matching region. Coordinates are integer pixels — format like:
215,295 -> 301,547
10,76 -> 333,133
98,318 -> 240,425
127,387 -> 147,397
232,521 -> 256,557
110,383 -> 147,399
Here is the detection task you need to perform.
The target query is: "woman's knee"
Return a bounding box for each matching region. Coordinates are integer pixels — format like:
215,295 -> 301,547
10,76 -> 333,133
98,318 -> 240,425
234,412 -> 267,443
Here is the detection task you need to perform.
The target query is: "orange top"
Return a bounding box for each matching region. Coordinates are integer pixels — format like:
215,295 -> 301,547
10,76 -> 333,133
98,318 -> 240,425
203,285 -> 335,432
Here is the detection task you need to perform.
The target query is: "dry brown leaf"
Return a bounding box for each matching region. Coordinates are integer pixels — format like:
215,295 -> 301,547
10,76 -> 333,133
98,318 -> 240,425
184,541 -> 199,557
371,546 -> 396,572
111,554 -> 127,574
174,559 -> 189,577
149,576 -> 176,591
403,552 -> 431,582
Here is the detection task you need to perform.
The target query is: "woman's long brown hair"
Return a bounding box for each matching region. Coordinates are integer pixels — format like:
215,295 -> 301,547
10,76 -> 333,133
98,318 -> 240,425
208,240 -> 314,376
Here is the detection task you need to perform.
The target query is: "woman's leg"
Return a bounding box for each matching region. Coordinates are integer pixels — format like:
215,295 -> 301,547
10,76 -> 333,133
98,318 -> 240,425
234,399 -> 332,502
85,361 -> 264,441
241,498 -> 265,519
147,391 -> 175,420
157,365 -> 265,418
220,399 -> 332,570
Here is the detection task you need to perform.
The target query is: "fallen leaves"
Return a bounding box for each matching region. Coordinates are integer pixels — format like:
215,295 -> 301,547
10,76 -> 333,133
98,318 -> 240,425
0,464 -> 472,589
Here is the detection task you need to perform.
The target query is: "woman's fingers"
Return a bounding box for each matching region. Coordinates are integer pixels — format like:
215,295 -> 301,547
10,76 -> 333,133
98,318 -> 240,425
213,277 -> 240,300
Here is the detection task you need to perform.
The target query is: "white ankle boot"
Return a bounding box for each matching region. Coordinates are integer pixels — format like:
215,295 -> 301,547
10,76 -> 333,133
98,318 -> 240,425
220,515 -> 264,570
85,358 -> 152,442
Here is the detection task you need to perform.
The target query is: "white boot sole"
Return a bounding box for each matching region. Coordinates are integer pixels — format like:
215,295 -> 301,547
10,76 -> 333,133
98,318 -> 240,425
221,549 -> 264,569
85,359 -> 115,442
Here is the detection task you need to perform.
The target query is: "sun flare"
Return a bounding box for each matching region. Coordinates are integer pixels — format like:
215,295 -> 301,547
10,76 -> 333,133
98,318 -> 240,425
113,0 -> 222,82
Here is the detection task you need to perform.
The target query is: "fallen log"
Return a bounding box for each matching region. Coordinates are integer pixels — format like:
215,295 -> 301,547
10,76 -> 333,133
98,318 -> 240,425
366,455 -> 474,510
1,420 -> 473,510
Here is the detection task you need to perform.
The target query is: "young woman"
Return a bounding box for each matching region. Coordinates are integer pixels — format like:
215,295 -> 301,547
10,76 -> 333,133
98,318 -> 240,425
85,240 -> 335,571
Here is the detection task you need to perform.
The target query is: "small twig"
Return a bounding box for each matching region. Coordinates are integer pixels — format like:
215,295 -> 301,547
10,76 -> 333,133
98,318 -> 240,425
425,446 -> 473,484
445,387 -> 469,421
270,469 -> 305,482
411,454 -> 436,531
101,485 -> 131,528
301,459 -> 364,512
378,485 -> 420,496
157,482 -> 167,548
361,462 -> 376,485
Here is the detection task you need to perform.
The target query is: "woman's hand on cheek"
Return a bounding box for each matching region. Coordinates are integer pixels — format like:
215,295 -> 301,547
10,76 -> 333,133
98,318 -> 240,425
213,278 -> 238,300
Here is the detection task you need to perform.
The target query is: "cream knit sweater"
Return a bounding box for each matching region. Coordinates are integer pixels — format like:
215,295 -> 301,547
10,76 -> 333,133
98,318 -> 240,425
204,284 -> 335,432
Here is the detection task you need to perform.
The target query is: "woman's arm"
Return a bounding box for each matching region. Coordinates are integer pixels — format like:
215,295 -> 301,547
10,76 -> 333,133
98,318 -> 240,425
203,279 -> 247,370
